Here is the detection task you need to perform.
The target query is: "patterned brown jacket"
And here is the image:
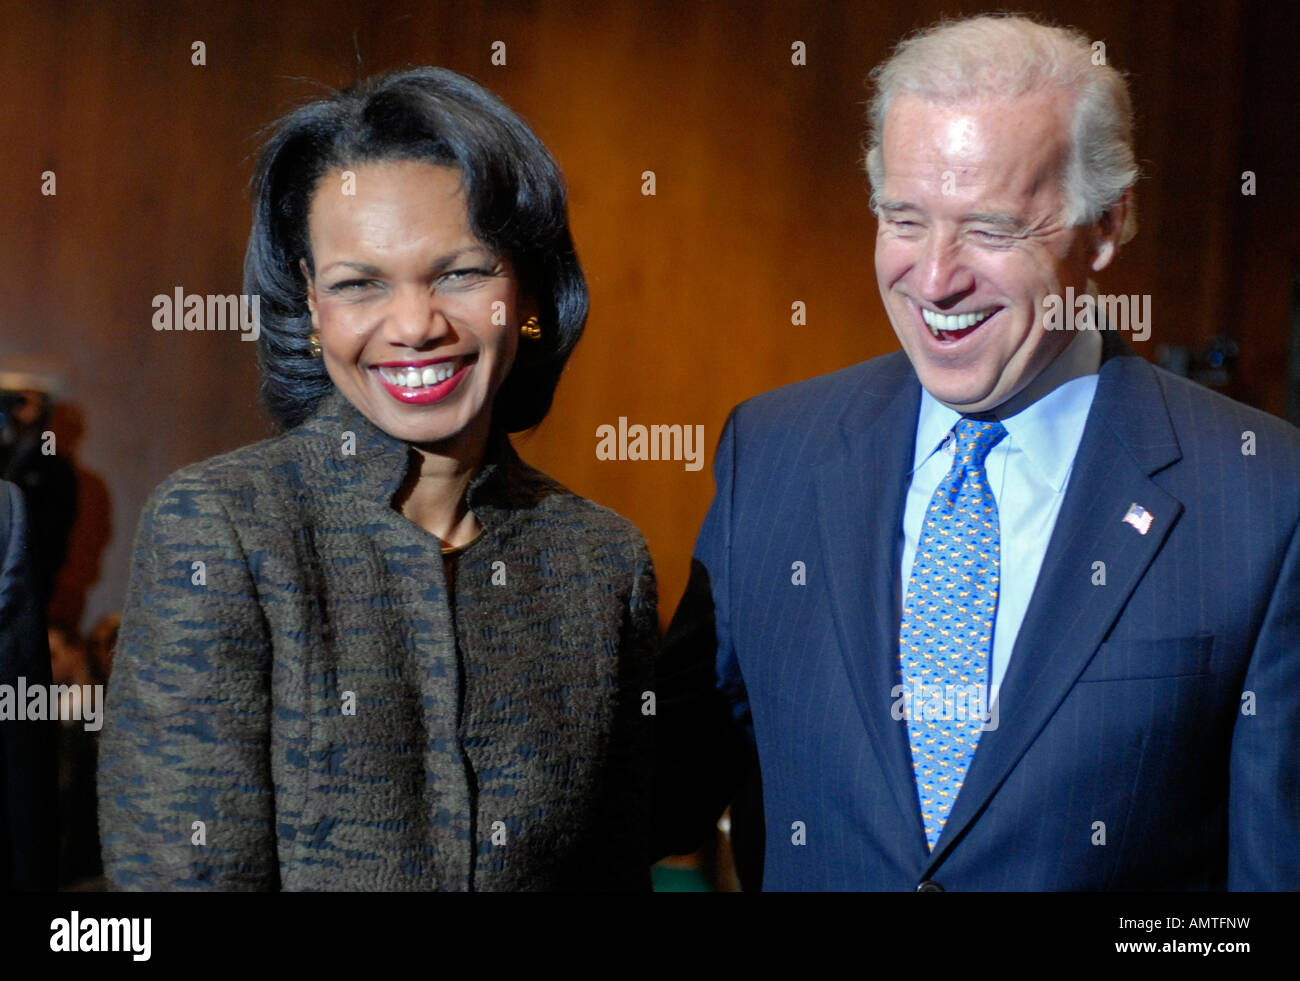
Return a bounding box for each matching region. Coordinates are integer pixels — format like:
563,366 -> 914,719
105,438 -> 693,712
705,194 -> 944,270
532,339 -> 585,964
99,387 -> 657,890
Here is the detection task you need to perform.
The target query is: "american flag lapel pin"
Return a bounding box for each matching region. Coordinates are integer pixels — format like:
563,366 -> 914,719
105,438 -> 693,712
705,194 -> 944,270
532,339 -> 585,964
1122,502 -> 1154,535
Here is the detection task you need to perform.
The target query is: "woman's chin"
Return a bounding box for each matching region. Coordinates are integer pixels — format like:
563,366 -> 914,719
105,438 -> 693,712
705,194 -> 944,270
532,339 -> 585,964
373,409 -> 485,455
378,416 -> 460,447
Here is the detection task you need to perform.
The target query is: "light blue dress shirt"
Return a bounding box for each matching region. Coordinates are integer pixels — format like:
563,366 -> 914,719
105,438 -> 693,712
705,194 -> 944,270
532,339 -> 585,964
900,329 -> 1102,706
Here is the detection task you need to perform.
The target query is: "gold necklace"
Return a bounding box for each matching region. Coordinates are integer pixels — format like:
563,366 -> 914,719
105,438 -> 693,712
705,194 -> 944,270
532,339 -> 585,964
440,528 -> 484,556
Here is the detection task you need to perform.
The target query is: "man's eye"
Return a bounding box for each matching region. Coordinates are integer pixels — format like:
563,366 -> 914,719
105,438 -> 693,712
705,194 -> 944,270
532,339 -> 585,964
973,230 -> 1013,243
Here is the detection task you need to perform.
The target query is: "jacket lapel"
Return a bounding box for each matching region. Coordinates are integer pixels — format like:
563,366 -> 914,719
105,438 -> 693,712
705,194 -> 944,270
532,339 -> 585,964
925,339 -> 1184,869
814,354 -> 927,840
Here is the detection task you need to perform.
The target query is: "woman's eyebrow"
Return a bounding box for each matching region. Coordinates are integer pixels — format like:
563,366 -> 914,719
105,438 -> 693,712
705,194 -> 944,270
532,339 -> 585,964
429,247 -> 494,272
319,248 -> 494,279
319,260 -> 383,277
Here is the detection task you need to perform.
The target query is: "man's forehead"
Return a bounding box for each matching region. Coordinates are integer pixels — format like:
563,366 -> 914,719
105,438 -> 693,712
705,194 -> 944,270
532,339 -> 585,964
880,91 -> 1071,199
883,90 -> 1071,147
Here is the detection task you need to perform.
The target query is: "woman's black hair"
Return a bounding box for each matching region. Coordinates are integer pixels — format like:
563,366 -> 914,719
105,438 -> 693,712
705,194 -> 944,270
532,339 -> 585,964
243,66 -> 588,432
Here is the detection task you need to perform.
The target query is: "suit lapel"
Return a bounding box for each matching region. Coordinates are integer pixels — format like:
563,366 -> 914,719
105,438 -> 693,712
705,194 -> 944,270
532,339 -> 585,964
925,340 -> 1184,870
814,355 -> 926,840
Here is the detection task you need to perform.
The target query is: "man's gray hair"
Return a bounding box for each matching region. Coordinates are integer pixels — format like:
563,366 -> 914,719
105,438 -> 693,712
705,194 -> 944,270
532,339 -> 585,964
864,14 -> 1138,242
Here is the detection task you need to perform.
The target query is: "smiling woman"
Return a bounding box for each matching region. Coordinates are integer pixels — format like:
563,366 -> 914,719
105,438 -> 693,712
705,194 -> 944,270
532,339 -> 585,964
97,68 -> 659,891
301,160 -> 528,543
303,160 -> 526,450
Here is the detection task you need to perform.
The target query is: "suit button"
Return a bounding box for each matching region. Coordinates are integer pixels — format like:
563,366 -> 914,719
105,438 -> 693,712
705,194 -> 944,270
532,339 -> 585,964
916,880 -> 944,892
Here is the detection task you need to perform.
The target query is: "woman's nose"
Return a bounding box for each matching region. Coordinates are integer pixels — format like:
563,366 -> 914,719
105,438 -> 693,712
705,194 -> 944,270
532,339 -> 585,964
387,285 -> 452,349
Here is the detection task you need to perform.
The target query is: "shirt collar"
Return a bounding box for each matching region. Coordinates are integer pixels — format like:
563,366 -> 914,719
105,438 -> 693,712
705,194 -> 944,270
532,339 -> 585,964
911,328 -> 1101,492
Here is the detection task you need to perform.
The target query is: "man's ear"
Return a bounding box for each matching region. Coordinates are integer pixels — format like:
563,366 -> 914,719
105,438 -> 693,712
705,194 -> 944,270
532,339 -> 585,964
1090,189 -> 1131,273
299,258 -> 318,325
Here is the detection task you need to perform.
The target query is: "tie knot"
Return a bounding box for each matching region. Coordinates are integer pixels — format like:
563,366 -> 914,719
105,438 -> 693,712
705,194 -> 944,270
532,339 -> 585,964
951,418 -> 1007,467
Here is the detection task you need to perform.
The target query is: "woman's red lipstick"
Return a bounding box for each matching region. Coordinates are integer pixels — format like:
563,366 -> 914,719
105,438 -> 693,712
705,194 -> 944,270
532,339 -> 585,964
374,359 -> 473,405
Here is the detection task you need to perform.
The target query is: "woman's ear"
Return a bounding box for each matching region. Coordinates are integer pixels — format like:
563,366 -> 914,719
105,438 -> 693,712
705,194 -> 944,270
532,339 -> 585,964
299,258 -> 318,325
517,287 -> 539,329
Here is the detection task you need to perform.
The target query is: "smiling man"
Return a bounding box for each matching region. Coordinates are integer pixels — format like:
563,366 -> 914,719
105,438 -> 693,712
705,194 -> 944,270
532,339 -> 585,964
660,14 -> 1300,890
872,85 -> 1118,414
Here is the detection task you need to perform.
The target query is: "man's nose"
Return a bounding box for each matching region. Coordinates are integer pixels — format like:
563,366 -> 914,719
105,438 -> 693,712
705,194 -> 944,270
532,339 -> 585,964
915,229 -> 975,303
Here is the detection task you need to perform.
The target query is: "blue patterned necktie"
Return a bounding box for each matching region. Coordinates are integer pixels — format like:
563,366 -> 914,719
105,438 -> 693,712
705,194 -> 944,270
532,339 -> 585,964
899,417 -> 1007,851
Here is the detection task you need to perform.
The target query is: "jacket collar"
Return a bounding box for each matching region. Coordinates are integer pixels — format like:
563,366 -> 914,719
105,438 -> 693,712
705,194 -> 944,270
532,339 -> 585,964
292,386 -> 549,529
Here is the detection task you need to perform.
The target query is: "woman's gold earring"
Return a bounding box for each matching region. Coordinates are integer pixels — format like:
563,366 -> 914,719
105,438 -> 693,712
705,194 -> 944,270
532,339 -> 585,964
520,316 -> 542,341
309,333 -> 323,358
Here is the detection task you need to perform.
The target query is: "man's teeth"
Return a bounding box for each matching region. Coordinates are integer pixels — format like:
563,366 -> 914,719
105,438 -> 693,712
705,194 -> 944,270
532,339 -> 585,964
378,363 -> 457,388
921,308 -> 997,337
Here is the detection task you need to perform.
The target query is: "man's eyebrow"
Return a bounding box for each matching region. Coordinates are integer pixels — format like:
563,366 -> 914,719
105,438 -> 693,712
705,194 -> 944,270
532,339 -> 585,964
874,202 -> 1027,233
962,212 -> 1027,232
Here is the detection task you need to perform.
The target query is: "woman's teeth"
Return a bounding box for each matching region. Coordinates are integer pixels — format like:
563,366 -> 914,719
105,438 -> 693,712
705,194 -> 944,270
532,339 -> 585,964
378,363 -> 457,388
922,307 -> 997,337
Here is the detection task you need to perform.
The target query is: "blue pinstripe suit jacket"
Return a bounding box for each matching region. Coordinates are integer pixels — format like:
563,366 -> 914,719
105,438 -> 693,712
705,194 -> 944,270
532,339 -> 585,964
684,336 -> 1300,890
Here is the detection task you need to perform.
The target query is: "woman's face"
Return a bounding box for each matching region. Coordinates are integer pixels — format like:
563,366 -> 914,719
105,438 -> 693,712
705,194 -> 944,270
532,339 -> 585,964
302,159 -> 527,456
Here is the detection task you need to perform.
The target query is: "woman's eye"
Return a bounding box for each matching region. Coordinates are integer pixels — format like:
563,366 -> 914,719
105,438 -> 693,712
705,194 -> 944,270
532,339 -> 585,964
329,279 -> 373,292
440,268 -> 489,284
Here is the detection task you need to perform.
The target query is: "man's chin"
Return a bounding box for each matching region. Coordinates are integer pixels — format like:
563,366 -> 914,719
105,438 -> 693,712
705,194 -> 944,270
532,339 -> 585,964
915,374 -> 1005,414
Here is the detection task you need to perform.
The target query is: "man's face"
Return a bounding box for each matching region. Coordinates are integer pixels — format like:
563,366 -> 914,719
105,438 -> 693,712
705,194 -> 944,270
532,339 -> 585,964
874,91 -> 1111,413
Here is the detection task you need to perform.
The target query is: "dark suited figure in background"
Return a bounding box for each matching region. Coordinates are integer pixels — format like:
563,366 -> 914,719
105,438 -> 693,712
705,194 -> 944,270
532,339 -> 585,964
0,479 -> 57,890
662,14 -> 1299,890
0,384 -> 78,611
48,623 -> 103,888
